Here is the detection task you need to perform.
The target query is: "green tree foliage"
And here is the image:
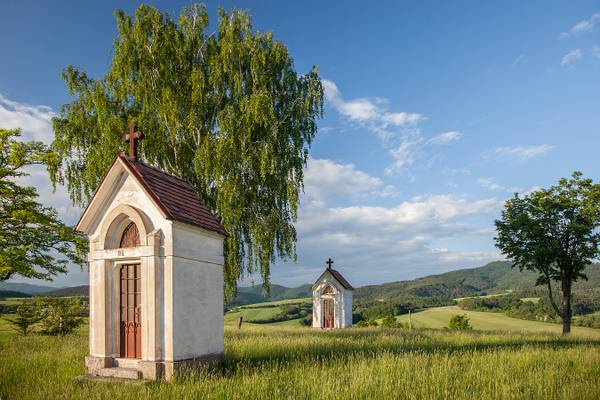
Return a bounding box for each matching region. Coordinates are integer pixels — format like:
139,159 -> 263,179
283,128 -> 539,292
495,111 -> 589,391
0,128 -> 87,281
246,302 -> 311,324
355,319 -> 379,327
458,294 -> 561,322
2,299 -> 45,336
38,297 -> 85,336
49,4 -> 323,297
448,314 -> 471,330
495,172 -> 600,334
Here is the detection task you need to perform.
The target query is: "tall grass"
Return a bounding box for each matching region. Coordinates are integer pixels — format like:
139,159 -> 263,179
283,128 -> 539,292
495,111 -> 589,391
1,321 -> 600,399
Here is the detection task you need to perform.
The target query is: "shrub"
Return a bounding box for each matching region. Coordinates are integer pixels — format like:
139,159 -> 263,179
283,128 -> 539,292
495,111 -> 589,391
381,315 -> 398,328
0,302 -> 19,314
449,314 -> 471,330
2,299 -> 45,335
574,314 -> 600,329
38,297 -> 85,336
299,313 -> 312,326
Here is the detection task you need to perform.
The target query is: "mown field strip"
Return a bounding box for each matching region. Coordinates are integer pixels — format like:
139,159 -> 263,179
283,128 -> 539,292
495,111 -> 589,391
396,306 -> 600,337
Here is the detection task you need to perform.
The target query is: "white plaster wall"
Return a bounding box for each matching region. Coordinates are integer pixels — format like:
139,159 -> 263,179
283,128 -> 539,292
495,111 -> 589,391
312,273 -> 353,329
342,291 -> 353,328
85,163 -> 225,363
89,259 -> 108,357
88,172 -> 172,245
312,287 -> 321,329
171,222 -> 224,360
87,170 -> 171,361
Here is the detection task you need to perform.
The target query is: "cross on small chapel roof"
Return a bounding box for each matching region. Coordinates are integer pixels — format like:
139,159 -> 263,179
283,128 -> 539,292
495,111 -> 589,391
122,124 -> 145,161
312,257 -> 354,290
326,258 -> 334,270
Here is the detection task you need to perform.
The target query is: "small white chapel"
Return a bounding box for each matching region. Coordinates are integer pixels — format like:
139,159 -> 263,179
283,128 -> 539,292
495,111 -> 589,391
76,125 -> 227,380
312,258 -> 354,329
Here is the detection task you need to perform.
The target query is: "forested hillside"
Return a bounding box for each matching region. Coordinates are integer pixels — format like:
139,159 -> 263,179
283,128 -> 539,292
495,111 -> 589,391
353,261 -> 600,320
226,284 -> 312,307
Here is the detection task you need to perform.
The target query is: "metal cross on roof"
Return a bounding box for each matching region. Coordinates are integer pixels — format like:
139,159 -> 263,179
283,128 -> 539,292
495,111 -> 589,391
123,124 -> 145,161
326,258 -> 334,269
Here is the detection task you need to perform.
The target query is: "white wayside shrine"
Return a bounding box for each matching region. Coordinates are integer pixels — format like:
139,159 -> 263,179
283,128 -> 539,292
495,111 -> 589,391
77,125 -> 227,380
312,258 -> 354,329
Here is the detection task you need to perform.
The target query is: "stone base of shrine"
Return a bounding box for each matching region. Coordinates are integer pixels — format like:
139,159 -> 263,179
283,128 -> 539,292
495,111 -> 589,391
140,353 -> 225,380
85,355 -> 115,373
85,353 -> 224,381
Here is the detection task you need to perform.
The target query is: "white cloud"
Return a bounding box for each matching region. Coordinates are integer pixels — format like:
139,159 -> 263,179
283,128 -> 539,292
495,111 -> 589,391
592,45 -> 600,58
385,130 -> 463,176
426,131 -> 463,145
445,167 -> 471,176
323,79 -> 464,176
322,79 -> 422,141
486,145 -> 553,161
0,94 -> 79,224
560,13 -> 600,38
0,94 -> 55,142
477,177 -> 505,191
476,177 -> 522,193
281,193 -> 502,285
304,158 -> 394,201
561,49 -> 583,66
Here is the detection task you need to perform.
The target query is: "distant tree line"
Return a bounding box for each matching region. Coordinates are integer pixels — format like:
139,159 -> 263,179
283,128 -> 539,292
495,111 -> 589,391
245,303 -> 312,325
2,297 -> 87,336
353,296 -> 454,322
457,292 -> 600,324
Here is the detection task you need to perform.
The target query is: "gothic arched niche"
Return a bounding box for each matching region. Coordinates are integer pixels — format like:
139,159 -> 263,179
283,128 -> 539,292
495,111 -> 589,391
99,205 -> 153,250
119,222 -> 140,248
322,285 -> 335,295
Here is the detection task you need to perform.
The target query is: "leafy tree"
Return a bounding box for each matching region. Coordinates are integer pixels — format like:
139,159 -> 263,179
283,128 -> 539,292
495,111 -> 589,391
50,4 -> 324,297
448,314 -> 471,330
0,128 -> 87,281
495,172 -> 600,334
381,315 -> 399,328
2,299 -> 45,336
38,297 -> 85,336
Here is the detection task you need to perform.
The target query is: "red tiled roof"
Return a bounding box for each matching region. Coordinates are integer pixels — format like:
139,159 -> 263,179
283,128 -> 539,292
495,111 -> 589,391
120,155 -> 227,236
313,267 -> 354,290
328,268 -> 354,290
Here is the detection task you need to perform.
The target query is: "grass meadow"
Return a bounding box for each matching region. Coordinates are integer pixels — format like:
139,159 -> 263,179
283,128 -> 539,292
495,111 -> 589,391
224,298 -> 310,327
395,306 -> 600,336
2,316 -> 600,400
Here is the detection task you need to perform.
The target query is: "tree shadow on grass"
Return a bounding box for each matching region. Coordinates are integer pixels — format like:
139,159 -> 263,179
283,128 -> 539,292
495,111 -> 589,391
215,328 -> 600,375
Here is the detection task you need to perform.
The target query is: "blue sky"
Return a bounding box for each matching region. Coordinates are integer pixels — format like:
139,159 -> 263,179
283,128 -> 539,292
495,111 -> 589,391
1,1 -> 599,288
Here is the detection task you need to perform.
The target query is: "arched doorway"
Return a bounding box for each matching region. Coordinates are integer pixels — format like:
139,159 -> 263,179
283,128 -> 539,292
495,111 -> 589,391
119,222 -> 141,359
322,285 -> 335,329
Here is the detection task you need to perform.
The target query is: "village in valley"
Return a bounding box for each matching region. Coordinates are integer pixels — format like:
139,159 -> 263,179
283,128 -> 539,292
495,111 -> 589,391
1,2 -> 600,399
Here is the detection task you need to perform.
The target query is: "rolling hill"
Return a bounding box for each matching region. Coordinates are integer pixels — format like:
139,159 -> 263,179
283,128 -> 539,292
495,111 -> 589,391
44,285 -> 89,297
0,290 -> 31,299
353,261 -> 600,318
0,282 -> 59,295
4,261 -> 599,312
226,284 -> 312,307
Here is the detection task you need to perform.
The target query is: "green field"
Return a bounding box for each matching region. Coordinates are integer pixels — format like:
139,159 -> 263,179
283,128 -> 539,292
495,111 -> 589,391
521,297 -> 541,303
2,317 -> 600,399
453,290 -> 513,302
396,306 -> 600,337
224,298 -> 311,326
237,297 -> 311,308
